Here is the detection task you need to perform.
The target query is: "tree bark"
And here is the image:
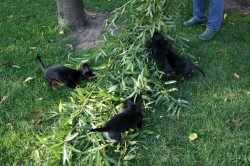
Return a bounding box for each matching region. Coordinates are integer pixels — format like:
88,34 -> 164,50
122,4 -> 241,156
57,0 -> 85,28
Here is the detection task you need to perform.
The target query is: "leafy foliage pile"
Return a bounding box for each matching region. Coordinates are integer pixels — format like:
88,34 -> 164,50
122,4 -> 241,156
34,0 -> 189,165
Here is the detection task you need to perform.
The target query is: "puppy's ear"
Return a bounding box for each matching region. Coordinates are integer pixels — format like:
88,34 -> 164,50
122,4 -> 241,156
124,98 -> 133,108
152,31 -> 163,41
131,104 -> 137,111
81,63 -> 90,73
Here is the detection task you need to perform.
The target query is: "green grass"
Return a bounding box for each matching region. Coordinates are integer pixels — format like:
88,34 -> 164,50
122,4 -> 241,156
133,4 -> 250,165
0,0 -> 250,165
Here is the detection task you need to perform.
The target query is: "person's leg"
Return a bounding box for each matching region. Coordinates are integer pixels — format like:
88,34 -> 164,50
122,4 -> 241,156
183,0 -> 206,26
193,0 -> 206,22
199,0 -> 224,41
206,0 -> 224,31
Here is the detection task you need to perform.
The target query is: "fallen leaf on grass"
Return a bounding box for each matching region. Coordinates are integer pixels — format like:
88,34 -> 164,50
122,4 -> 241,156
67,44 -> 74,51
32,119 -> 43,125
229,22 -> 235,26
188,133 -> 198,142
124,154 -> 136,161
216,49 -> 226,54
6,123 -> 13,129
7,15 -> 13,19
0,96 -> 9,104
129,141 -> 139,145
2,60 -> 9,65
12,65 -> 20,68
234,73 -> 240,79
36,119 -> 43,125
36,98 -> 43,101
86,11 -> 97,18
224,13 -> 227,19
192,155 -> 202,164
143,130 -> 154,135
29,47 -> 37,50
245,91 -> 250,95
23,76 -> 35,83
29,110 -> 40,115
59,29 -> 64,35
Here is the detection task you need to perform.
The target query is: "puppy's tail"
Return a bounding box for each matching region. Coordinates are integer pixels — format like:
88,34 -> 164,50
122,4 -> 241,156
194,65 -> 206,77
36,55 -> 45,71
90,127 -> 108,132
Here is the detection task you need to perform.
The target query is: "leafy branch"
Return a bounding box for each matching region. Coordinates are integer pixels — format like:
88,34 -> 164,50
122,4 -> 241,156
34,0 -> 189,165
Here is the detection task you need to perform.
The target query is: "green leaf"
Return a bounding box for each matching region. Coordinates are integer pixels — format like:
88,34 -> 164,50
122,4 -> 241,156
82,145 -> 107,154
164,80 -> 177,85
99,48 -> 107,56
143,130 -> 154,135
36,135 -> 46,144
33,150 -> 40,161
58,100 -> 63,113
65,132 -> 79,142
48,146 -> 61,160
63,145 -> 69,165
34,0 -> 190,165
188,133 -> 198,141
103,150 -> 118,165
50,142 -> 63,149
124,154 -> 136,161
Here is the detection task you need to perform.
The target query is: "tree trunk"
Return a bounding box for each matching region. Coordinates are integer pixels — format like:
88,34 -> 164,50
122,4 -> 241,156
57,0 -> 85,28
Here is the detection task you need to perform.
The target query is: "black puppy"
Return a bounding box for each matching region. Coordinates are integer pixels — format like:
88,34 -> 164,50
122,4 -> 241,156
37,55 -> 94,90
165,50 -> 206,81
91,96 -> 143,143
147,31 -> 174,80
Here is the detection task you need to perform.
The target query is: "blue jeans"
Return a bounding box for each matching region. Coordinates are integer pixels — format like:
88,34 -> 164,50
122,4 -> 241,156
193,0 -> 224,31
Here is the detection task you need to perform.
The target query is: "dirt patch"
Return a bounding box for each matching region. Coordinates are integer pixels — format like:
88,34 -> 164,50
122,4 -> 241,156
72,12 -> 107,51
225,0 -> 250,16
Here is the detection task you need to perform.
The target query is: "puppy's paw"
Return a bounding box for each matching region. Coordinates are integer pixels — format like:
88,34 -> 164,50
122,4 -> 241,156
54,81 -> 65,86
180,77 -> 185,82
51,86 -> 57,91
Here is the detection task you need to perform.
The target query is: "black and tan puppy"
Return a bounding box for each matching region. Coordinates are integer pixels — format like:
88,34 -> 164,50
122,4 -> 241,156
91,96 -> 143,143
165,49 -> 206,81
37,55 -> 94,90
147,31 -> 174,80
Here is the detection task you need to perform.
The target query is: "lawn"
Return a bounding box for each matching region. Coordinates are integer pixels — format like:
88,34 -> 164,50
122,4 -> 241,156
0,0 -> 250,165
